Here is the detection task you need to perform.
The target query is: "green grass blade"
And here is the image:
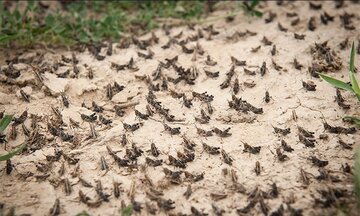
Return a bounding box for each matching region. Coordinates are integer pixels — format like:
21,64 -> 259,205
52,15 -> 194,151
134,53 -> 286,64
0,115 -> 13,133
355,147 -> 360,209
318,73 -> 353,92
349,70 -> 360,95
350,41 -> 355,73
343,116 -> 360,127
253,10 -> 263,17
348,41 -> 360,96
74,211 -> 90,216
250,0 -> 260,9
0,143 -> 26,161
121,205 -> 133,216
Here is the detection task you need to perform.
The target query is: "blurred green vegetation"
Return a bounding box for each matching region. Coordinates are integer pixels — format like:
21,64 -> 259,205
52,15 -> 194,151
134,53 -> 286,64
0,1 -> 206,47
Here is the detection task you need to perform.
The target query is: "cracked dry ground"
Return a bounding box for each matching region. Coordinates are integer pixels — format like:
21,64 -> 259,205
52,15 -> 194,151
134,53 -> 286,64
1,1 -> 360,216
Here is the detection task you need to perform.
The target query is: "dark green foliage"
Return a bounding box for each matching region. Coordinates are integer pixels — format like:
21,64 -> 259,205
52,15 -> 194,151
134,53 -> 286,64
0,1 -> 205,47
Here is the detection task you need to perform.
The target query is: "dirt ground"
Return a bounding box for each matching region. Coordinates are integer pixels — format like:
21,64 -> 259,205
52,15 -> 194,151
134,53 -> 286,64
1,1 -> 360,216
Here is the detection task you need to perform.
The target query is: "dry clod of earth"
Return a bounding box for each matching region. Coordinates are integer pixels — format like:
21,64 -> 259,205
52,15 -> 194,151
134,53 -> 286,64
1,1 -> 360,216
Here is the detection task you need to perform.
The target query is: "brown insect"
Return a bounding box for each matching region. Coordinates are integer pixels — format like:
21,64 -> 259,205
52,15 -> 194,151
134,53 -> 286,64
6,159 -> 13,175
123,122 -> 143,132
114,105 -> 125,117
114,81 -> 125,93
20,89 -> 30,102
204,69 -> 219,78
120,134 -> 128,146
80,113 -> 97,122
206,55 -> 217,66
298,134 -> 315,147
182,135 -> 196,151
260,61 -> 267,76
100,156 -> 108,171
244,68 -> 256,75
106,84 -> 113,100
113,182 -> 121,198
278,22 -> 287,32
163,167 -> 182,184
281,140 -> 294,152
13,110 -> 28,126
291,18 -> 300,26
255,161 -> 261,175
265,11 -> 276,23
207,102 -> 214,115
50,198 -> 60,216
261,36 -> 272,46
271,45 -> 276,56
264,91 -> 270,103
309,2 -> 322,10
293,58 -> 303,70
309,156 -> 329,167
135,109 -> 149,120
192,91 -> 214,102
58,162 -> 65,176
233,78 -> 240,94
138,49 -> 154,59
96,180 -> 110,202
338,138 -> 353,150
195,125 -> 213,137
335,89 -> 350,109
181,44 -> 194,54
221,150 -> 233,165
169,155 -> 187,168
163,123 -> 181,135
182,95 -> 193,108
319,134 -> 329,140
184,185 -> 192,199
237,200 -> 257,214
251,45 -> 261,53
64,178 -> 72,195
298,126 -> 315,138
86,67 -> 93,79
323,122 -> 356,134
22,123 -> 30,136
276,148 -> 289,162
60,94 -> 69,108
150,142 -> 160,157
9,124 -> 17,140
294,33 -> 305,40
202,142 -> 220,155
308,17 -> 316,31
339,38 -> 349,50
146,157 -> 163,167
273,126 -> 290,136
272,59 -> 283,71
92,101 -> 104,113
320,12 -> 334,25
79,190 -> 91,204
231,56 -> 246,66
243,142 -> 261,154
341,163 -> 351,173
302,80 -> 316,91
79,177 -> 93,188
73,64 -> 79,76
184,171 -> 204,182
212,127 -> 232,137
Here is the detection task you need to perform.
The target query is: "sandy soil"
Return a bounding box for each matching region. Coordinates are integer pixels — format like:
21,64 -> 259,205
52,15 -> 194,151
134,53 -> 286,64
1,1 -> 360,216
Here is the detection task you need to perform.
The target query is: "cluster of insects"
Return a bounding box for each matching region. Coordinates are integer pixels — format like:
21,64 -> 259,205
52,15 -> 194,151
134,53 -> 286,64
0,1 -> 358,216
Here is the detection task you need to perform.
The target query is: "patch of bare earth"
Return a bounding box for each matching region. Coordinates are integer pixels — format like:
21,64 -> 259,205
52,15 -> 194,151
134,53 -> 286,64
1,1 -> 360,216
